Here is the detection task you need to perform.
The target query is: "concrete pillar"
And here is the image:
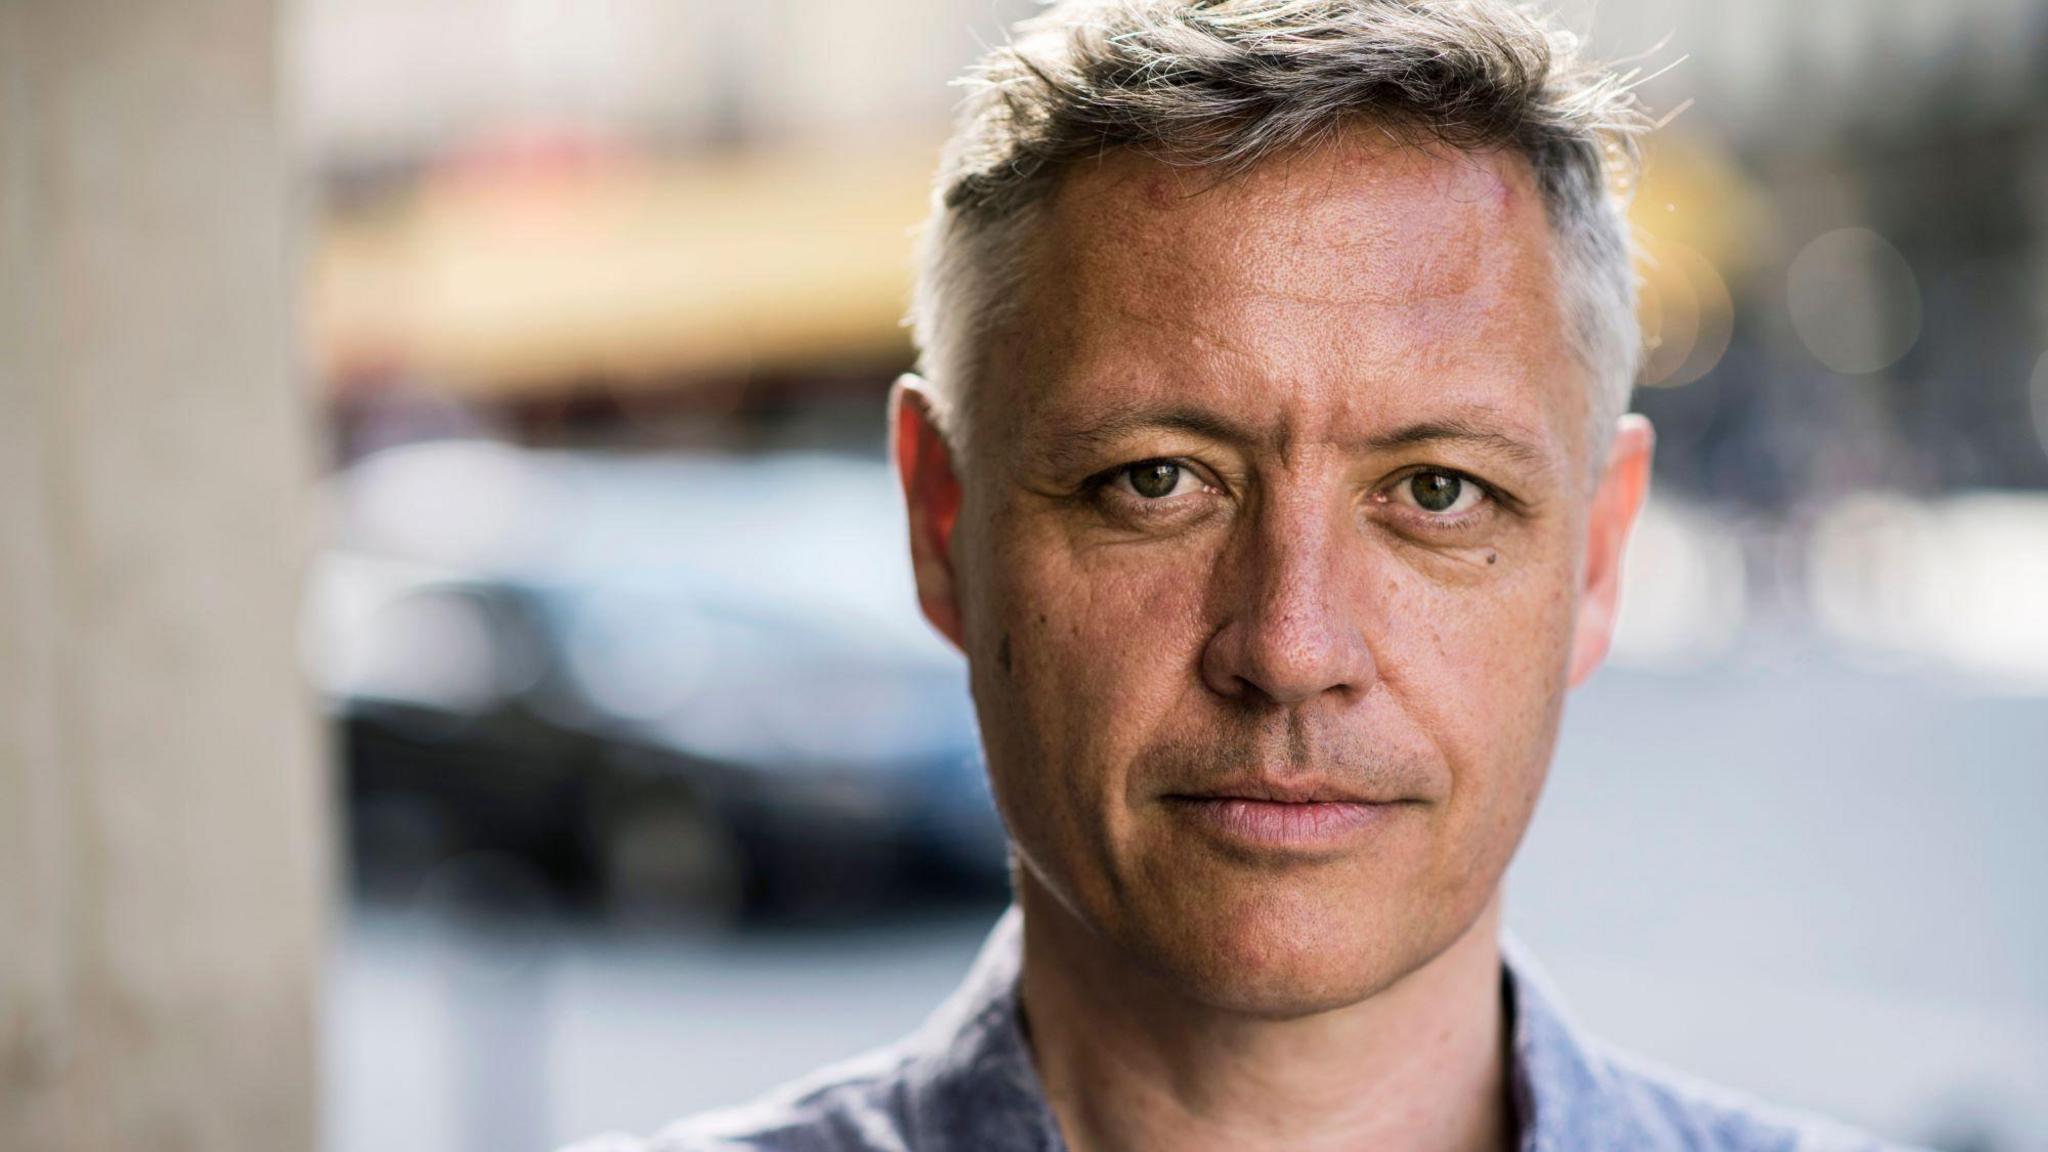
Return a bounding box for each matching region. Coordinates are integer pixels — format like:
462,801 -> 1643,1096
0,1 -> 327,1149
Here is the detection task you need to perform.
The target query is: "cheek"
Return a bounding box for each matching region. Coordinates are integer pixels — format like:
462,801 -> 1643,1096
966,510 -> 1220,897
965,511 -> 1213,861
979,518 -> 1210,755
1380,543 -> 1576,886
1433,558 -> 1574,735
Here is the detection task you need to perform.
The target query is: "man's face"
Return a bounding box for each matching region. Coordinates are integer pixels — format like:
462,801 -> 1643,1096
897,130 -> 1651,1016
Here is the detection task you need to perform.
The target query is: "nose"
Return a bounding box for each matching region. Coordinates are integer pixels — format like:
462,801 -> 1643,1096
1199,491 -> 1377,707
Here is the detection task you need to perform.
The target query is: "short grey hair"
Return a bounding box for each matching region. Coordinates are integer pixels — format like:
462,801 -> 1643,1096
908,0 -> 1651,471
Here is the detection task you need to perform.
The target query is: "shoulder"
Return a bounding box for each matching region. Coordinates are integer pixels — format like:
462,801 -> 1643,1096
1503,937 -> 1930,1152
562,907 -> 1050,1152
558,1043 -> 921,1152
1586,1041 -> 1930,1152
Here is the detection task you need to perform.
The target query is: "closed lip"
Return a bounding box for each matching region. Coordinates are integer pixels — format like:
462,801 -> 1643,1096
1162,776 -> 1407,805
1160,776 -> 1417,854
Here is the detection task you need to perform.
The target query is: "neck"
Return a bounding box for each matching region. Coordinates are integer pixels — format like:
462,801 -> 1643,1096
1016,880 -> 1515,1152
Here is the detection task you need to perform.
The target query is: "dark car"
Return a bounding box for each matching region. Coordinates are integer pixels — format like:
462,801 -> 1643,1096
310,439 -> 1008,920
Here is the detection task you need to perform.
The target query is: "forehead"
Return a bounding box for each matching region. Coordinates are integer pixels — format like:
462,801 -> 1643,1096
1054,132 -> 1537,303
990,129 -> 1584,459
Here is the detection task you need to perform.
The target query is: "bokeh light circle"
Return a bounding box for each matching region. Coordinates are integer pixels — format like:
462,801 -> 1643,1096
1636,240 -> 1735,388
1785,227 -> 1922,375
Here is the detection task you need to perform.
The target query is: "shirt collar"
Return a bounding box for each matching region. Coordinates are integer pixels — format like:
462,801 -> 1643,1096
898,906 -> 1635,1152
898,905 -> 1060,1152
1501,930 -> 1632,1151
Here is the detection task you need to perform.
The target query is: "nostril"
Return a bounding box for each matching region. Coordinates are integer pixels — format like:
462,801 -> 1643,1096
1200,610 -> 1376,707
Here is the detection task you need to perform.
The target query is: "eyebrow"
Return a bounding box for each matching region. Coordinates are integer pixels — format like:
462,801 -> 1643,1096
1033,402 -> 1558,475
1357,414 -> 1558,473
1042,405 -> 1252,465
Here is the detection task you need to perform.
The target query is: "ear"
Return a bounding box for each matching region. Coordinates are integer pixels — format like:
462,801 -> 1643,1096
890,374 -> 967,650
1567,414 -> 1655,689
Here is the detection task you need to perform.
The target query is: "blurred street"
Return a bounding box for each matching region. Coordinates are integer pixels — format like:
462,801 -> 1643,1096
6,0 -> 2045,1149
301,2 -> 2048,1148
329,651 -> 2048,1152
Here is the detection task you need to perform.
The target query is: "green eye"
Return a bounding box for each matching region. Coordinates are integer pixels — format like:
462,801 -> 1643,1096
1128,461 -> 1183,499
1408,471 -> 1463,512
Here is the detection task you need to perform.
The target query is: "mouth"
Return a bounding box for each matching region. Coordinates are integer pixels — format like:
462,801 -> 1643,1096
1160,778 -> 1416,856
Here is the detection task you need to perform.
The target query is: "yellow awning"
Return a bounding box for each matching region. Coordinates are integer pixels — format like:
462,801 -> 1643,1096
311,137 -> 942,396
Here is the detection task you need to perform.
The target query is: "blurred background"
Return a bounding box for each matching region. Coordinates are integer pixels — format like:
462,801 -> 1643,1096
3,1 -> 2045,1150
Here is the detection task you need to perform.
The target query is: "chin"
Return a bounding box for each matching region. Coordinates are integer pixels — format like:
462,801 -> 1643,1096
1122,869 -> 1448,1019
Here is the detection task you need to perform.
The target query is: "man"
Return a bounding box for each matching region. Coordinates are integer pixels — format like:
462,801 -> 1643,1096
575,2 -> 1918,1149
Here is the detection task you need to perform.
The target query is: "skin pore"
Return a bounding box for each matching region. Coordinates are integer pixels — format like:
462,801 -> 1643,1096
893,127 -> 1654,1152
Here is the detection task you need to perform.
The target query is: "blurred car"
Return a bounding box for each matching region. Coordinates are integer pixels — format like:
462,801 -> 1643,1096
307,438 -> 1008,919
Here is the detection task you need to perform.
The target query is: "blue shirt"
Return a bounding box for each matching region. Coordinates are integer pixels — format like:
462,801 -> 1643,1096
570,907 -> 1920,1152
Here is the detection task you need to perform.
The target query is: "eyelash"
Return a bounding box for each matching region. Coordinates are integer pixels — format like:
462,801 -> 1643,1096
1378,466 -> 1505,531
1084,459 -> 1508,530
1083,459 -> 1220,514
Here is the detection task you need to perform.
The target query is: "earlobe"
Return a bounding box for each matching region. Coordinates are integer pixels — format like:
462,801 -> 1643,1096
1566,414 -> 1655,689
890,374 -> 967,649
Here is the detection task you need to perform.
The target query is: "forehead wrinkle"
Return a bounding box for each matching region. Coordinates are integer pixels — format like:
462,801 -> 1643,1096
1101,291 -> 1273,370
1068,141 -> 1536,311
